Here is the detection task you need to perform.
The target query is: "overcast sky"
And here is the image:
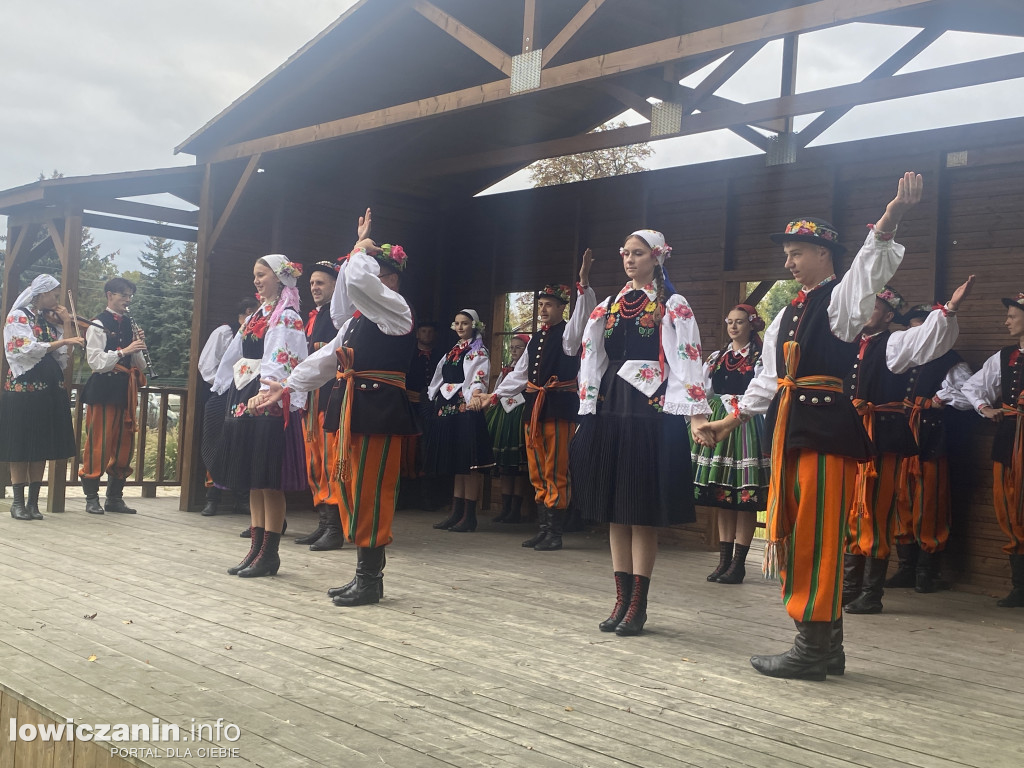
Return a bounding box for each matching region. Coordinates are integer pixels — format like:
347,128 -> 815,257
3,2 -> 1024,267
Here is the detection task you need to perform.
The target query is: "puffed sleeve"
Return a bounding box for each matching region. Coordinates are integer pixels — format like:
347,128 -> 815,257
330,259 -> 355,329
562,285 -> 597,355
578,298 -> 611,415
961,352 -> 1002,414
211,327 -> 244,396
462,345 -> 490,399
702,350 -> 721,394
494,346 -> 528,398
935,361 -> 974,411
286,320 -> 348,393
739,312 -> 782,417
260,308 -> 308,410
345,250 -> 413,336
3,310 -> 52,378
427,356 -> 446,401
827,229 -> 905,342
661,294 -> 711,417
885,309 -> 958,374
198,325 -> 234,385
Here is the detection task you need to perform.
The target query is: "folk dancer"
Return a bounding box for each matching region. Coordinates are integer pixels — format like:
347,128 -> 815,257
476,250 -> 596,550
0,275 -> 82,519
79,277 -> 148,515
483,333 -> 531,524
198,296 -> 258,516
961,291 -> 1024,607
886,303 -> 975,593
294,260 -> 345,551
214,255 -> 308,578
260,232 -> 418,606
572,232 -> 711,635
701,172 -> 924,679
842,280 -> 972,615
691,304 -> 771,585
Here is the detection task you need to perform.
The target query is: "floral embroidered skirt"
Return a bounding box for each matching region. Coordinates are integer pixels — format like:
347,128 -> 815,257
689,393 -> 770,512
213,377 -> 307,492
421,391 -> 495,476
569,363 -> 696,527
486,401 -> 527,475
0,377 -> 76,462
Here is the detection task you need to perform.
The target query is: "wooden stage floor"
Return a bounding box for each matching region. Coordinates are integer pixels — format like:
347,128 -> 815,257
0,496 -> 1020,768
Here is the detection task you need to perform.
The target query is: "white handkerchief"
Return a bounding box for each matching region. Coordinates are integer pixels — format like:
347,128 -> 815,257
615,360 -> 663,396
233,357 -> 262,391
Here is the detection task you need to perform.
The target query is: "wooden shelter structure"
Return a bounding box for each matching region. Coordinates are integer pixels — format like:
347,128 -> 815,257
4,0 -> 1024,590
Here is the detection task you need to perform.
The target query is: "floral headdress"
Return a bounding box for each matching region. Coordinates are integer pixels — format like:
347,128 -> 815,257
732,303 -> 765,333
374,244 -> 408,273
537,284 -> 571,304
308,260 -> 341,280
260,254 -> 302,288
623,229 -> 673,265
1002,292 -> 1024,312
453,308 -> 485,336
876,285 -> 905,313
769,217 -> 846,257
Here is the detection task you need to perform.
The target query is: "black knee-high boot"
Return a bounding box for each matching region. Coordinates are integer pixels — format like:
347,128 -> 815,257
885,542 -> 918,587
842,553 -> 865,606
750,620 -> 831,681
333,546 -> 386,606
104,477 -> 136,514
845,557 -> 887,614
82,477 -> 103,515
10,483 -> 32,520
295,504 -> 328,545
997,554 -> 1024,607
522,507 -> 550,547
615,575 -> 650,636
310,504 -> 345,550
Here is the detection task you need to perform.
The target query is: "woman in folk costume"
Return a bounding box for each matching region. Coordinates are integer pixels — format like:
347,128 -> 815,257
426,309 -> 495,532
198,296 -> 258,517
0,275 -> 82,520
691,304 -> 771,584
486,333 -> 531,523
962,292 -> 1024,607
572,229 -> 711,636
213,254 -> 308,578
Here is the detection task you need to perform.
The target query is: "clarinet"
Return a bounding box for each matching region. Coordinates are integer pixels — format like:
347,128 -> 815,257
124,306 -> 158,380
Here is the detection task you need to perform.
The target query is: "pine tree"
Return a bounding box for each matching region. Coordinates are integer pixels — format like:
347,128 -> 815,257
529,121 -> 653,188
131,235 -> 195,384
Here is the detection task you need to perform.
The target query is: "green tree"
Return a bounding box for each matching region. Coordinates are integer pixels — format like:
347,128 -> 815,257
749,280 -> 801,327
529,121 -> 653,188
130,235 -> 195,384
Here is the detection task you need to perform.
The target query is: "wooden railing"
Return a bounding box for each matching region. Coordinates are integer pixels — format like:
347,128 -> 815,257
64,384 -> 188,495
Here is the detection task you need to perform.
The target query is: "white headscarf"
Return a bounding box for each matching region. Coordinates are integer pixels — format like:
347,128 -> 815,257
13,274 -> 59,311
260,254 -> 299,288
627,229 -> 673,265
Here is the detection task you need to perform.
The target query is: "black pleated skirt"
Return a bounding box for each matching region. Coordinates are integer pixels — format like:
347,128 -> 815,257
0,384 -> 76,462
422,391 -> 495,475
569,363 -> 695,527
212,377 -> 307,492
201,388 -> 228,485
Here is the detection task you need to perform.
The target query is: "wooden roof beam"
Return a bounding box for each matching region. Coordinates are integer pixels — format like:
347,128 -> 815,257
682,43 -> 766,114
797,26 -> 945,147
542,0 -> 606,67
413,0 -> 512,77
416,49 -> 1024,177
80,213 -> 198,243
83,198 -> 199,228
523,0 -> 536,53
201,0 -> 937,164
208,154 -> 262,253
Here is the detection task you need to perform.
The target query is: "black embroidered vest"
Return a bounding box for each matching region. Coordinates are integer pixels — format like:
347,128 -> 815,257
844,331 -> 916,456
764,281 -> 873,459
905,349 -> 962,461
524,320 -> 581,422
81,310 -> 135,406
994,345 -> 1024,465
307,306 -> 338,413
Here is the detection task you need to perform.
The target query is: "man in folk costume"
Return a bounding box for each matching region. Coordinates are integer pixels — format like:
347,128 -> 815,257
79,277 -> 148,515
260,210 -> 417,606
841,280 -> 973,615
474,250 -> 596,550
700,172 -> 923,680
886,303 -> 975,594
962,292 -> 1024,607
293,260 -> 345,551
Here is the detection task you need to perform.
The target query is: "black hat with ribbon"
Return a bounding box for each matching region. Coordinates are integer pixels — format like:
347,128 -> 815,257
769,217 -> 846,257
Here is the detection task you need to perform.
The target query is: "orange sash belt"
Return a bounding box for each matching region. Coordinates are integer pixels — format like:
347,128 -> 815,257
1001,392 -> 1024,524
851,398 -> 907,518
331,347 -> 407,482
525,377 -> 578,450
114,364 -> 146,432
896,395 -> 938,489
763,340 -> 845,578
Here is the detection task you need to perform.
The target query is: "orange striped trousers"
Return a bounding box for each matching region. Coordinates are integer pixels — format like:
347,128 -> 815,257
303,392 -> 334,507
333,432 -> 404,548
775,450 -> 858,623
78,404 -> 135,480
524,419 -> 574,510
994,461 -> 1024,555
845,452 -> 902,560
894,456 -> 951,553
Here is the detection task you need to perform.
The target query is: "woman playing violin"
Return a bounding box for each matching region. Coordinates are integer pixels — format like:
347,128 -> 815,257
0,274 -> 84,520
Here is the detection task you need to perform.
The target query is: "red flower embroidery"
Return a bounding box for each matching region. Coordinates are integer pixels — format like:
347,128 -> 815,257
669,303 -> 693,321
276,351 -> 289,363
684,343 -> 701,360
590,306 -> 607,320
686,384 -> 706,401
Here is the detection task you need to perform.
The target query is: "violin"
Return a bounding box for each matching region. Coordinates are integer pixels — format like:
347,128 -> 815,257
40,306 -> 115,337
